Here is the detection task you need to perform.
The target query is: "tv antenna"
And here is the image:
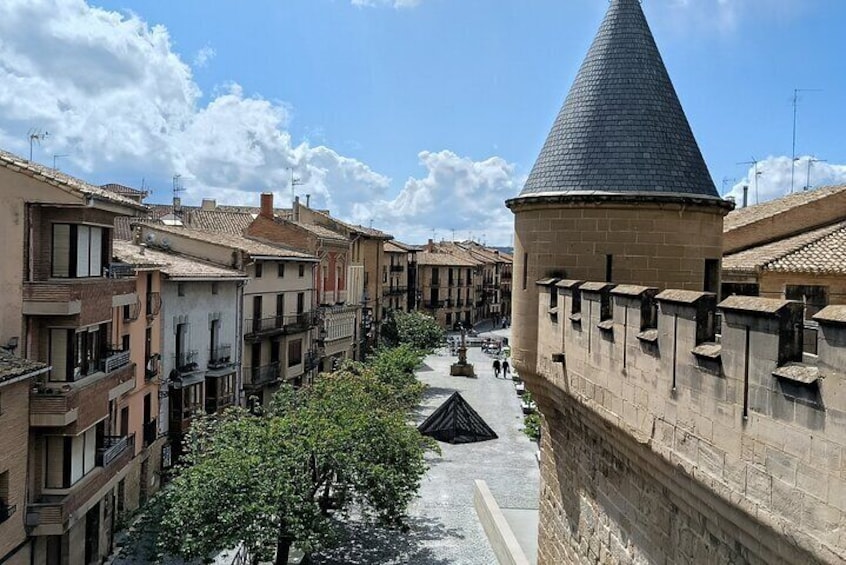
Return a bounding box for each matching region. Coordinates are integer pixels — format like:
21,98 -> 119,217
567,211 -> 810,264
790,88 -> 822,193
28,129 -> 49,161
52,154 -> 68,171
289,167 -> 303,203
721,177 -> 737,195
802,156 -> 827,191
737,158 -> 762,204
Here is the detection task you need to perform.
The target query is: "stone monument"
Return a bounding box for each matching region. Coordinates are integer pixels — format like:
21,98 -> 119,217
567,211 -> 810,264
450,325 -> 476,377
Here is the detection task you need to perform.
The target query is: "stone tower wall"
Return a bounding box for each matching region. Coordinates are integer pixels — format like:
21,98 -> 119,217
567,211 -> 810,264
527,280 -> 846,564
509,198 -> 726,381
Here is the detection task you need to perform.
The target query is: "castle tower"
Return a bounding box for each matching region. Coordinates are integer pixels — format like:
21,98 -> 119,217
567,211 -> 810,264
506,0 -> 732,376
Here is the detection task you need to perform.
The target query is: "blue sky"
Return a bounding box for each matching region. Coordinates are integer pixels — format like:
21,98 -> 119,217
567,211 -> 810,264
1,0 -> 844,245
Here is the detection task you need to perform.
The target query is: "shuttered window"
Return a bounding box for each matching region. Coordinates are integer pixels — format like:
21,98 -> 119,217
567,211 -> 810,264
51,224 -> 71,277
89,226 -> 103,276
76,225 -> 90,277
49,329 -> 73,382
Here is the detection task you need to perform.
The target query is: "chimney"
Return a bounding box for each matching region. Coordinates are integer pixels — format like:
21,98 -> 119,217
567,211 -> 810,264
742,185 -> 749,208
305,193 -> 311,208
427,238 -> 434,252
293,195 -> 300,222
260,192 -> 274,219
201,198 -> 216,211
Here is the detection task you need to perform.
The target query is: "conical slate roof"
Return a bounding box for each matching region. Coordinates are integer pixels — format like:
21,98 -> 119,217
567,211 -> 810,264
521,0 -> 719,199
418,392 -> 498,444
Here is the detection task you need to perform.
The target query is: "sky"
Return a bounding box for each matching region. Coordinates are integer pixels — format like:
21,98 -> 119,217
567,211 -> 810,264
1,0 -> 845,246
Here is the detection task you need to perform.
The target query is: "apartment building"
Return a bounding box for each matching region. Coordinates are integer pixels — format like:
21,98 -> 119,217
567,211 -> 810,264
0,148 -> 148,565
0,354 -> 49,565
134,221 -> 319,408
245,194 -> 359,367
382,241 -> 412,316
416,243 -> 481,329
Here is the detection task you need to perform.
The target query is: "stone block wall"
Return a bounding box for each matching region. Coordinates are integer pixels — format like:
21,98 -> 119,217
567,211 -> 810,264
529,281 -> 846,564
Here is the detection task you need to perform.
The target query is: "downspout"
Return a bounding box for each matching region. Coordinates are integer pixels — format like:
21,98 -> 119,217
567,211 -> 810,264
236,280 -> 245,407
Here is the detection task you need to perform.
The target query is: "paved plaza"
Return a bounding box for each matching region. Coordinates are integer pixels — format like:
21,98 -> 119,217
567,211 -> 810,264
313,340 -> 540,564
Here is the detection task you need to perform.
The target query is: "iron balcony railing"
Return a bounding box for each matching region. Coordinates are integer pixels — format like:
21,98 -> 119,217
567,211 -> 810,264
107,262 -> 135,278
205,395 -> 236,414
245,313 -> 316,338
101,347 -> 131,374
208,344 -> 233,368
249,362 -> 280,387
174,350 -> 199,374
390,265 -> 404,273
96,434 -> 132,467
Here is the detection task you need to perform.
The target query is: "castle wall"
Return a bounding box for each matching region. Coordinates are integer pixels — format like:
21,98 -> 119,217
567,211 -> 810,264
530,280 -> 846,564
510,199 -> 726,387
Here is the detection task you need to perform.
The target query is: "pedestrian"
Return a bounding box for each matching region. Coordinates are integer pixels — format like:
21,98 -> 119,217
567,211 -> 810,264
492,358 -> 501,378
502,359 -> 509,376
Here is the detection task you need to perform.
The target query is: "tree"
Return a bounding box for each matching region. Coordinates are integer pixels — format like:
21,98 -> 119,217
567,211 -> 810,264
366,344 -> 427,410
381,310 -> 445,352
152,369 -> 433,564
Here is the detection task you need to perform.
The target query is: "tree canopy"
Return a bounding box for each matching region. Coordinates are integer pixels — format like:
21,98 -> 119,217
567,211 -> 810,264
381,310 -> 445,353
149,363 -> 434,564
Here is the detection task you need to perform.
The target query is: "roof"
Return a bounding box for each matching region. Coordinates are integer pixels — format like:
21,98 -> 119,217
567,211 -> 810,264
0,148 -> 147,211
100,183 -> 147,197
384,241 -> 410,254
309,209 -> 392,239
0,352 -> 48,385
113,240 -> 247,279
287,220 -> 350,243
416,250 -> 480,267
520,0 -> 719,201
723,220 -> 846,275
724,184 -> 846,232
135,222 -> 318,260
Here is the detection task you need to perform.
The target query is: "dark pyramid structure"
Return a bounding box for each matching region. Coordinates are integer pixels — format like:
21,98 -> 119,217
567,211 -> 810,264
521,0 -> 719,200
418,392 -> 498,444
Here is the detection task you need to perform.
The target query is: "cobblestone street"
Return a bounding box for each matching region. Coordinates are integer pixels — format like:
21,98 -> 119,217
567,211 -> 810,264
313,342 -> 540,564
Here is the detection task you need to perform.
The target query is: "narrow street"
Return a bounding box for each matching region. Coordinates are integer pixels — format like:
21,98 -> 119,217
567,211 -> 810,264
312,341 -> 540,564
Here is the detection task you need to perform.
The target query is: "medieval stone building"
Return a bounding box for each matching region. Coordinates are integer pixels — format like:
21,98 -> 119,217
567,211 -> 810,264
508,1 -> 844,563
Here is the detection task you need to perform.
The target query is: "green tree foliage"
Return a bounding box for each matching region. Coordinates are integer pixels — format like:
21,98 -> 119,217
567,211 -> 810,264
366,344 -> 427,410
381,310 -> 445,352
152,369 -> 433,564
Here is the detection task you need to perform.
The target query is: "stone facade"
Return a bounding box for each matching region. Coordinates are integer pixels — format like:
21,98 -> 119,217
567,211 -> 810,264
527,280 -> 846,564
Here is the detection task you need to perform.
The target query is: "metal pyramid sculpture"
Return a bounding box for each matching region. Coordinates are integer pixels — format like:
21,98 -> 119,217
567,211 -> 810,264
521,0 -> 719,199
417,392 -> 498,444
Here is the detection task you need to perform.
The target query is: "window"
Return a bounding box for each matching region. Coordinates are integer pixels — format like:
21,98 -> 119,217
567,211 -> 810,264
448,269 -> 454,286
288,339 -> 303,367
276,294 -> 285,320
51,224 -> 108,278
522,253 -> 528,290
44,427 -> 97,488
605,254 -> 613,283
177,283 -> 185,297
50,325 -> 107,382
446,313 -> 452,326
211,282 -> 219,295
467,268 -> 472,283
255,262 -> 263,278
432,268 -> 439,286
0,470 -> 10,523
704,259 -> 719,294
785,285 -> 829,319
278,263 -> 285,278
297,292 -> 305,314
298,264 -> 305,277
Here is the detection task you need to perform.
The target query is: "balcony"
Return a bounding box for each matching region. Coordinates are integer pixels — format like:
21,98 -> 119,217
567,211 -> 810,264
384,286 -> 407,296
248,362 -> 280,388
208,344 -> 233,369
205,395 -> 236,414
96,435 -> 132,467
102,347 -> 131,373
107,262 -> 135,278
245,313 -> 315,340
31,362 -> 135,430
390,265 -> 404,273
28,434 -> 135,536
145,354 -> 161,380
23,278 -> 136,317
174,350 -> 200,374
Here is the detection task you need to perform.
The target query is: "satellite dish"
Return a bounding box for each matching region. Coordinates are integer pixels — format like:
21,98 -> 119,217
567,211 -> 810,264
144,232 -> 156,244
161,237 -> 171,249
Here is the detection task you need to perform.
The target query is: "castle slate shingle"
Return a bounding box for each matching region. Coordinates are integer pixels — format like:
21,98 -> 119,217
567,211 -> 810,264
520,0 -> 719,200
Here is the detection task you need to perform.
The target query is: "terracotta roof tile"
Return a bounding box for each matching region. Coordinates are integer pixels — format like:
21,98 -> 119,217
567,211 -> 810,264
0,352 -> 48,384
723,221 -> 846,274
113,240 -> 247,279
724,185 -> 846,232
0,148 -> 146,211
416,250 -> 480,267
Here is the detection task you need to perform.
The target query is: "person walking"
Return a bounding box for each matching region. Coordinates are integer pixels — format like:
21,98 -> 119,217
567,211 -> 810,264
502,359 -> 509,377
492,358 -> 501,378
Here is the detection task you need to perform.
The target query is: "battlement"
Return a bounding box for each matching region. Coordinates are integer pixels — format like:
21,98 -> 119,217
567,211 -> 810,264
532,279 -> 846,561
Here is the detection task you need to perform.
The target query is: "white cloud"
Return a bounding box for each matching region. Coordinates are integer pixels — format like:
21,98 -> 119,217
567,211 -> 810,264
359,150 -> 520,245
655,0 -> 802,33
192,45 -> 216,68
351,0 -> 421,8
726,155 -> 846,205
0,0 -> 392,228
